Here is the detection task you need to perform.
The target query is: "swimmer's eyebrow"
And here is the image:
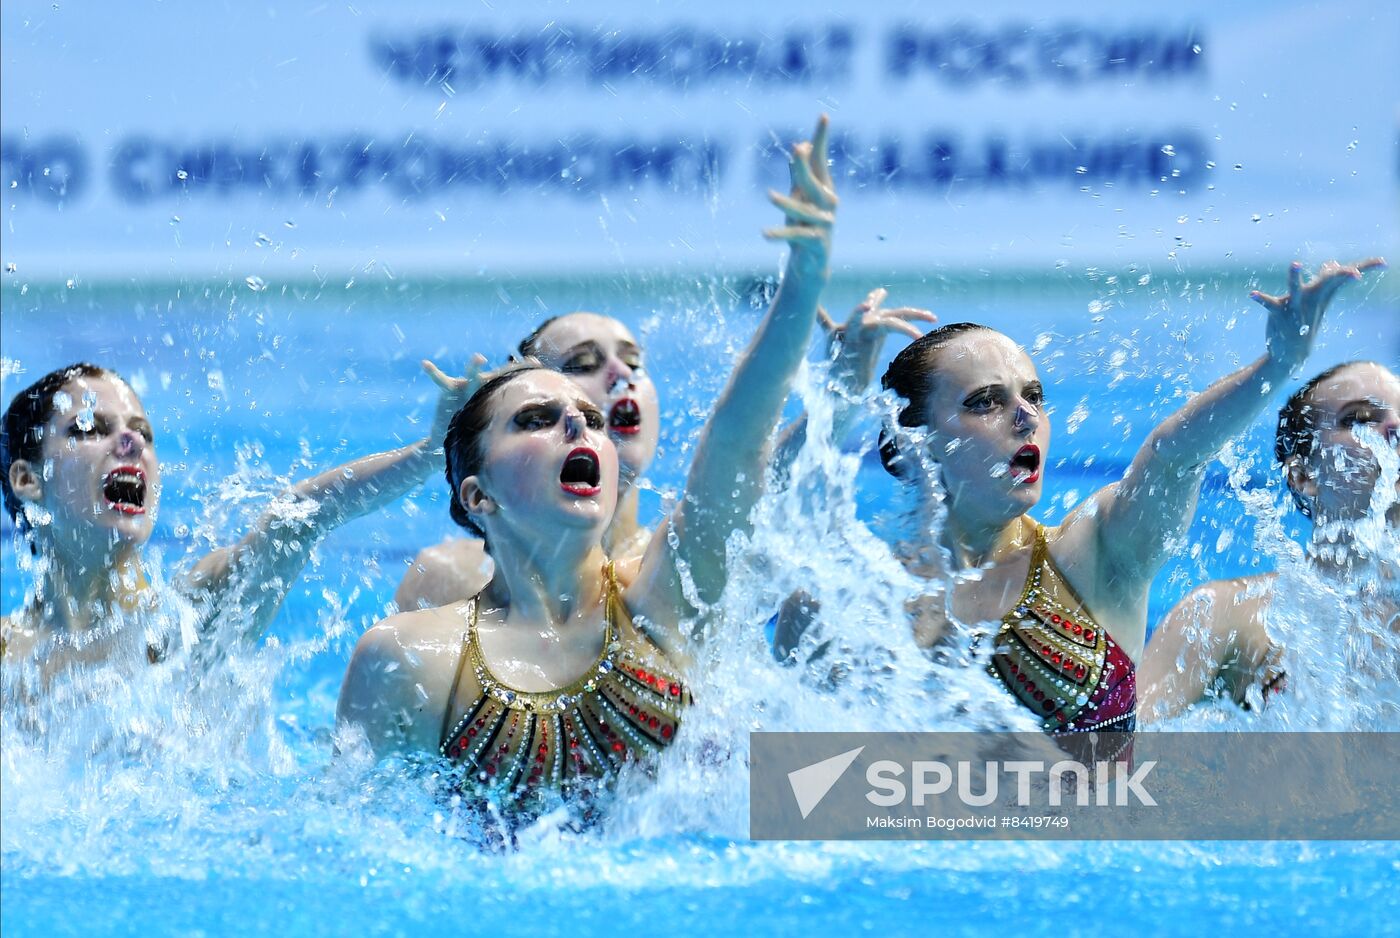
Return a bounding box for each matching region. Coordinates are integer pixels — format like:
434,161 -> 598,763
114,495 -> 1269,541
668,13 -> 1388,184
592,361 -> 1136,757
961,383 -> 1003,403
561,339 -> 604,357
1339,396 -> 1389,414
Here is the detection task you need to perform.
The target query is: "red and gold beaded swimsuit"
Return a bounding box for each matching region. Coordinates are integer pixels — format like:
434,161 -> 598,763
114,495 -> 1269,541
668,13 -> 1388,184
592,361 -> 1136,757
438,564 -> 690,805
989,524 -> 1136,734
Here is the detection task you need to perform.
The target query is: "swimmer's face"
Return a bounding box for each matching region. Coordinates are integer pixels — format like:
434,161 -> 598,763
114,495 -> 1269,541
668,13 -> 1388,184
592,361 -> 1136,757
1291,362 -> 1400,526
527,313 -> 659,489
461,371 -> 618,542
25,375 -> 161,552
916,331 -> 1050,524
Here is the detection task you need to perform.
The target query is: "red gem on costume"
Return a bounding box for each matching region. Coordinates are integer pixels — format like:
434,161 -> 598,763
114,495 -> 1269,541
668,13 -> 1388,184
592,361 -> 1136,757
1051,614 -> 1062,624
661,725 -> 674,739
1034,690 -> 1045,702
1051,653 -> 1062,666
1072,624 -> 1083,635
1084,630 -> 1095,642
1041,645 -> 1052,657
1055,711 -> 1067,722
538,744 -> 548,755
1042,700 -> 1054,712
467,728 -> 477,738
1075,665 -> 1087,679
669,683 -> 681,697
485,764 -> 497,776
1026,682 -> 1036,694
612,741 -> 625,752
649,717 -> 660,729
637,669 -> 649,682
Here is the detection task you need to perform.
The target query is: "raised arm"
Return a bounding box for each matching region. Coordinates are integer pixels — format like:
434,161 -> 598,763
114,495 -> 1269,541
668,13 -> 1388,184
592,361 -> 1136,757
627,117 -> 835,651
771,289 -> 936,482
1080,258 -> 1385,598
184,357 -> 483,642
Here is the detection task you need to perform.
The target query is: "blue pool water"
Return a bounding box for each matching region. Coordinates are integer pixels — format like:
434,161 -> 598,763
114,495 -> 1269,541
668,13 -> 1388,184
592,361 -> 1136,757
2,269 -> 1397,935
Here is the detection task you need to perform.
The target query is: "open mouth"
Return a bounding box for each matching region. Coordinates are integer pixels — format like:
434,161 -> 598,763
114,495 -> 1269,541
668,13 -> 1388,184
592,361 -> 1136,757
1009,445 -> 1041,485
559,447 -> 603,497
102,466 -> 147,515
608,398 -> 642,436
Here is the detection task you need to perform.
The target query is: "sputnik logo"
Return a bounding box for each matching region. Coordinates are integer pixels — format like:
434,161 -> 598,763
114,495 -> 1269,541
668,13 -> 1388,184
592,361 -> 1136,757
787,746 -> 864,820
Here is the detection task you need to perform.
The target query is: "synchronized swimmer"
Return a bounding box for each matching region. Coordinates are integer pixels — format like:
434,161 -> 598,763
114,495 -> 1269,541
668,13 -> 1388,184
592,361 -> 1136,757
0,115 -> 1391,822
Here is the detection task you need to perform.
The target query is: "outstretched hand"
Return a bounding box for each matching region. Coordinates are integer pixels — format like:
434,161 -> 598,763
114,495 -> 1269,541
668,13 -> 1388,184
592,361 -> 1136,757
423,354 -> 489,448
1252,258 -> 1386,374
764,115 -> 837,276
819,287 -> 937,359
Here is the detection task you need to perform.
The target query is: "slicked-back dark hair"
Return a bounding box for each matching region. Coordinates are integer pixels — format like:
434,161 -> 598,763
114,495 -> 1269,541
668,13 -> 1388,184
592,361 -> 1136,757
443,363 -> 551,540
2,362 -> 114,530
878,323 -> 995,478
515,316 -> 562,361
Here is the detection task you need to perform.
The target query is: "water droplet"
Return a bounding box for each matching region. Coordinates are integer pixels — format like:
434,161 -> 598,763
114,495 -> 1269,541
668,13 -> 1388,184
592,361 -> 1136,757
1346,140 -> 1359,151
4,262 -> 15,274
1204,161 -> 1216,170
1192,44 -> 1202,54
176,169 -> 189,180
245,275 -> 267,292
1250,214 -> 1262,223
1160,144 -> 1176,157
284,219 -> 297,229
1233,163 -> 1244,171
169,215 -> 181,225
255,233 -> 272,247
65,278 -> 75,289
1075,165 -> 1088,175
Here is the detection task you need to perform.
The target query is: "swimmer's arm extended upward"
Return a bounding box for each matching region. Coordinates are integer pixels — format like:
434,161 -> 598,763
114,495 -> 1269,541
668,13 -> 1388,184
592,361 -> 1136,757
627,116 -> 835,657
182,360 -> 480,642
1072,258 -> 1384,650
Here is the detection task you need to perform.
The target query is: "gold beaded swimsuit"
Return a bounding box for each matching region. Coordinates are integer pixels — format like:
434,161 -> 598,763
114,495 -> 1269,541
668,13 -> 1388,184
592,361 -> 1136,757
438,564 -> 690,806
989,524 -> 1137,735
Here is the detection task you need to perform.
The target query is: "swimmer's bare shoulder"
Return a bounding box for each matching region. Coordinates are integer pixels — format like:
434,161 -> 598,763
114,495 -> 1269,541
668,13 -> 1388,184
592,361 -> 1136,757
1140,572 -> 1278,721
394,539 -> 493,612
337,604 -> 469,757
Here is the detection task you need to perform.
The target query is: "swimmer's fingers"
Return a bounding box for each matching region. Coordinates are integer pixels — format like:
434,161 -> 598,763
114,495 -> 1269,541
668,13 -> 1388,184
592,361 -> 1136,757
788,142 -> 838,212
768,190 -> 834,227
816,306 -> 838,332
762,225 -> 830,247
867,307 -> 938,340
809,114 -> 833,189
421,359 -> 460,391
1352,257 -> 1387,274
422,354 -> 485,392
1248,289 -> 1287,313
